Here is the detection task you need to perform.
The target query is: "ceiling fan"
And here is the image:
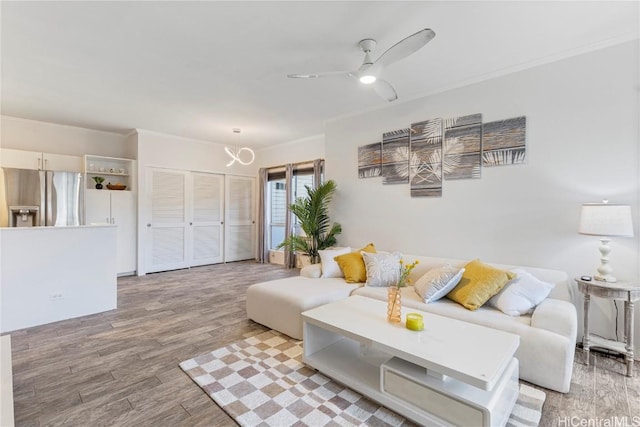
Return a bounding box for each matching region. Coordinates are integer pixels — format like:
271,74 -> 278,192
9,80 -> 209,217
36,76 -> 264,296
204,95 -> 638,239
287,28 -> 435,102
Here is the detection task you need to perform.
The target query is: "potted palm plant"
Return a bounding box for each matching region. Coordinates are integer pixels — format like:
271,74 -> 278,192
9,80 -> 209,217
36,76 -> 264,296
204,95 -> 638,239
278,180 -> 342,264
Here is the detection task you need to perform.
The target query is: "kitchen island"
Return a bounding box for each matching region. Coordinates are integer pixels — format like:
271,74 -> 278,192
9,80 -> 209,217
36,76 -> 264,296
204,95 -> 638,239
0,225 -> 117,333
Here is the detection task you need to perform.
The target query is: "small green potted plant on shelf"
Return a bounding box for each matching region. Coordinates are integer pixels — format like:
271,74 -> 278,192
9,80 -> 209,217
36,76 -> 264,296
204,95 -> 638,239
92,176 -> 105,189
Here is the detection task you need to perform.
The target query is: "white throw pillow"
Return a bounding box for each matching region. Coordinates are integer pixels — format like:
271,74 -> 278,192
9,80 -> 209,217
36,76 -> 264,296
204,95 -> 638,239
414,264 -> 465,303
318,247 -> 352,278
488,268 -> 555,316
362,251 -> 401,287
300,263 -> 322,279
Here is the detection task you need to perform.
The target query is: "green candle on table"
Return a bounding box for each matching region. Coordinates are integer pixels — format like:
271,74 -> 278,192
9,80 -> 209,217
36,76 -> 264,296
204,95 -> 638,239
406,313 -> 424,331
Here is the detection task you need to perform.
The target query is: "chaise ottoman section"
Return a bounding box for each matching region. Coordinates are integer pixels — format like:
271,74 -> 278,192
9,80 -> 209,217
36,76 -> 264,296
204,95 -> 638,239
246,277 -> 359,340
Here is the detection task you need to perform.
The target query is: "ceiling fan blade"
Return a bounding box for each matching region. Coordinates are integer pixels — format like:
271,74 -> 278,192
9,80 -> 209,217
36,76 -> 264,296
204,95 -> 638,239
287,70 -> 351,79
373,79 -> 398,102
374,28 -> 435,69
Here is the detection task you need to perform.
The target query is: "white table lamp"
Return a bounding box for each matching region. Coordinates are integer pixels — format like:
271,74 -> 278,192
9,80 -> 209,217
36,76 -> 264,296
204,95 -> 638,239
579,202 -> 634,283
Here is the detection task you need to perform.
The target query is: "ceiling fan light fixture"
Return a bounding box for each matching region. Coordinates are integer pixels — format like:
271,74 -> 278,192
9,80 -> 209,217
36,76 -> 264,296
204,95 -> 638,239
359,74 -> 376,84
286,28 -> 435,101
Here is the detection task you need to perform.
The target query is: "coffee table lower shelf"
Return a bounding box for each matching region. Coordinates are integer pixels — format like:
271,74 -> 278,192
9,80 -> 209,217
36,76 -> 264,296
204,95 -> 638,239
303,322 -> 519,427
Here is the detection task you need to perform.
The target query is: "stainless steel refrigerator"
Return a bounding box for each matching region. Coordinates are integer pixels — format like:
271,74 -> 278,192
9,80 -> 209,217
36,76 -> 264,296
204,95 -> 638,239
0,167 -> 84,227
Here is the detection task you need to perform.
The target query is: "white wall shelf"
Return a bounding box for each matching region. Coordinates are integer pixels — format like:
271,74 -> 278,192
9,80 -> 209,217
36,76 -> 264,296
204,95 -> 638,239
84,155 -> 135,191
95,172 -> 129,177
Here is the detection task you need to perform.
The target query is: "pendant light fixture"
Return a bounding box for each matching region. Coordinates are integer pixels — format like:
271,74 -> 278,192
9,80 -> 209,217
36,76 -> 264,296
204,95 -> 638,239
225,128 -> 255,166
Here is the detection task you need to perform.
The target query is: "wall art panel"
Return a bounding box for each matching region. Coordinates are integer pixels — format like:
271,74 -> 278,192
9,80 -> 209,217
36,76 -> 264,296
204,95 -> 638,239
409,118 -> 442,197
444,114 -> 482,180
443,113 -> 482,130
358,142 -> 382,178
482,116 -> 527,166
382,128 -> 410,185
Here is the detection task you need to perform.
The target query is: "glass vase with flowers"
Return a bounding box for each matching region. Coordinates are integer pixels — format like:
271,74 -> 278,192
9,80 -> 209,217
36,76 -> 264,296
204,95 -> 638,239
387,258 -> 419,323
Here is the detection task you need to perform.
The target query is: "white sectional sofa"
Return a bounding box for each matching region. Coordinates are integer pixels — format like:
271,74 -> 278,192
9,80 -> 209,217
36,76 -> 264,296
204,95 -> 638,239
246,254 -> 578,393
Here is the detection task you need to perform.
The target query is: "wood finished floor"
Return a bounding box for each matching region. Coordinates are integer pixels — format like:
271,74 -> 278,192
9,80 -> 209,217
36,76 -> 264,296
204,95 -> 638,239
5,261 -> 640,427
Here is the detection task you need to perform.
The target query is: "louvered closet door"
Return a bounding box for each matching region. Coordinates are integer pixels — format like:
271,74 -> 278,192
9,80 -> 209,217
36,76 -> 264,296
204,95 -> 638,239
190,172 -> 224,266
225,175 -> 255,262
147,168 -> 189,273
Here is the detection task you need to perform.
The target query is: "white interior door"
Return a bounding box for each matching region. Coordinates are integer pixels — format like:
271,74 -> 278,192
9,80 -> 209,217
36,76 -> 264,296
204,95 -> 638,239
190,172 -> 224,266
225,175 -> 255,262
147,168 -> 189,273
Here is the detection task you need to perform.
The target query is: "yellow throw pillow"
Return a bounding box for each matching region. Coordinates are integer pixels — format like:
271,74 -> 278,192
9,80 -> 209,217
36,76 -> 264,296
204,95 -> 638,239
446,259 -> 516,310
334,243 -> 377,283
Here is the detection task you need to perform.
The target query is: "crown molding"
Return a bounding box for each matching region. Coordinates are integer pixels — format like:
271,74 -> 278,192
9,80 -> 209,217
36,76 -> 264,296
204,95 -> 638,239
0,115 -> 127,137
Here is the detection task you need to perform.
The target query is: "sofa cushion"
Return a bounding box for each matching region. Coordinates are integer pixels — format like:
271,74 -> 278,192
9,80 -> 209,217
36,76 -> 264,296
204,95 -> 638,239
447,259 -> 516,310
246,276 -> 359,340
362,251 -> 401,287
318,247 -> 352,278
334,243 -> 377,283
414,264 -> 465,303
300,263 -> 322,278
488,268 -> 555,316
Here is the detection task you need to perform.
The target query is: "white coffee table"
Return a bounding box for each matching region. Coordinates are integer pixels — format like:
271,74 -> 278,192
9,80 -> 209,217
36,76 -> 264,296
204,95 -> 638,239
302,296 -> 520,427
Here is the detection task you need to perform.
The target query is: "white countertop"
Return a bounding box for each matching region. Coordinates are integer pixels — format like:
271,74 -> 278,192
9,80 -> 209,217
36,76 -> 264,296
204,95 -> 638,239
0,224 -> 116,230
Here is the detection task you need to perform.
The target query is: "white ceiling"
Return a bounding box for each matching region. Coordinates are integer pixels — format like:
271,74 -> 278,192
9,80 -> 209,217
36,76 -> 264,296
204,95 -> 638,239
1,1 -> 638,148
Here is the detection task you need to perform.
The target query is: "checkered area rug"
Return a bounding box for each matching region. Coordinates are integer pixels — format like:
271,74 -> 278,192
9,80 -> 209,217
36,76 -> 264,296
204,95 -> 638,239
180,330 -> 545,427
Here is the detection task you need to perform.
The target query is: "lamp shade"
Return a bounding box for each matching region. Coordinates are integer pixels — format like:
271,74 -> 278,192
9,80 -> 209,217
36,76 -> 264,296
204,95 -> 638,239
579,203 -> 634,237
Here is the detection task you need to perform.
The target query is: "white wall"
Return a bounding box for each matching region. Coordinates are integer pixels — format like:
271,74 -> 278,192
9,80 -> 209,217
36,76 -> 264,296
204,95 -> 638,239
325,41 -> 640,354
0,116 -> 129,158
0,226 -> 117,332
135,128 -> 258,176
256,134 -> 325,169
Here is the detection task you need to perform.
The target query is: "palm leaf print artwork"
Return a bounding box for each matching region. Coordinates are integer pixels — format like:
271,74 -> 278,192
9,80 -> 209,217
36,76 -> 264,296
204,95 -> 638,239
358,142 -> 382,178
443,113 -> 482,130
382,128 -> 410,185
393,145 -> 411,180
483,148 -> 526,166
410,118 -> 442,197
360,114 -> 526,197
482,116 -> 527,166
444,114 -> 482,180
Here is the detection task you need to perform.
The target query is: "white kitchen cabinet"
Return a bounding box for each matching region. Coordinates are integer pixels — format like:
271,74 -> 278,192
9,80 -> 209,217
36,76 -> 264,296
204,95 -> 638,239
0,148 -> 82,172
86,189 -> 137,275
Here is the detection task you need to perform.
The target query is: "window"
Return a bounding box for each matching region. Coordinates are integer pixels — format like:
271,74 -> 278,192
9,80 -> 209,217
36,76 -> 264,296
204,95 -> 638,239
266,165 -> 318,251
291,169 -> 314,236
268,178 -> 286,250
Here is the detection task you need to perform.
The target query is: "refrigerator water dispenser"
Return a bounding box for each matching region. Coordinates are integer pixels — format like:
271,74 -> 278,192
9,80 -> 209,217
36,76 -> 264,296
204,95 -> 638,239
9,206 -> 40,227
